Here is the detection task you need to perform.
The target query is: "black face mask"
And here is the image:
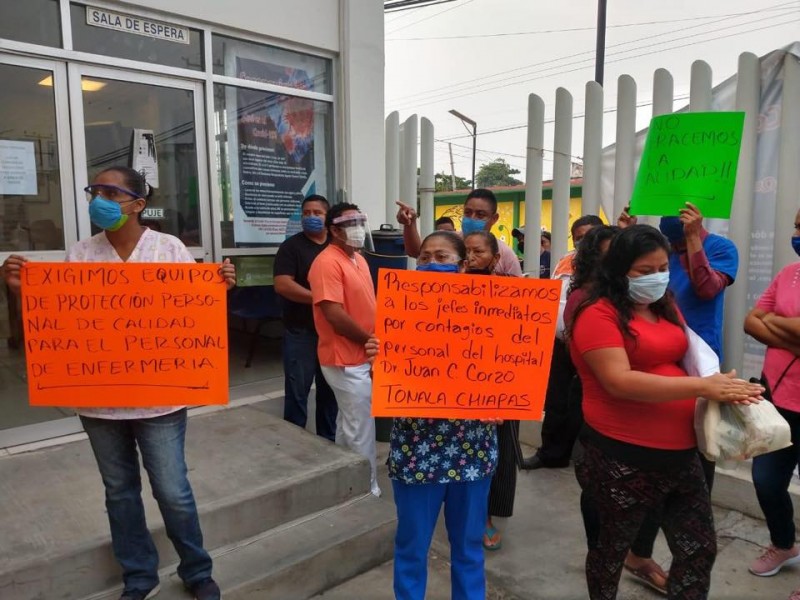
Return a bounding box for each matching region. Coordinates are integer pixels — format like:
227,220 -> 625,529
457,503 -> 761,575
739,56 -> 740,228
518,241 -> 525,253
466,267 -> 494,276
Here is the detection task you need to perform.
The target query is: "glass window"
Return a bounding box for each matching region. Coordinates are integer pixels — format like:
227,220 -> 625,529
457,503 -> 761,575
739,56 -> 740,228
212,34 -> 332,94
0,60 -> 72,433
213,83 -> 334,248
0,0 -> 61,47
70,3 -> 204,71
82,77 -> 202,247
0,64 -> 66,252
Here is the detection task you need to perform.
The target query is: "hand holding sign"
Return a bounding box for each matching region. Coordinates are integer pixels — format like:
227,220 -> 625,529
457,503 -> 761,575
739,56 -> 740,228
371,268 -> 560,420
629,112 -> 745,219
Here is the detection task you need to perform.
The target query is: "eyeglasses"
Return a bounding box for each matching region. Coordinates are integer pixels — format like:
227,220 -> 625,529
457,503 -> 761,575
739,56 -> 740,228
84,184 -> 141,203
417,251 -> 460,266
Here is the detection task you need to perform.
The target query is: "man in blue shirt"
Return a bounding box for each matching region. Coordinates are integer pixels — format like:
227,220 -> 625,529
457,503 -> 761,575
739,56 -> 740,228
658,202 -> 738,360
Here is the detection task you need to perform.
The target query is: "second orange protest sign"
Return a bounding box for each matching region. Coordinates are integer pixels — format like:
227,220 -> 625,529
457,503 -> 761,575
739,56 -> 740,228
21,262 -> 229,407
372,269 -> 561,420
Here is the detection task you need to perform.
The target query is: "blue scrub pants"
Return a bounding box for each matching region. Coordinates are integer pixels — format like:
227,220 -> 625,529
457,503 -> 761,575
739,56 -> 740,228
392,477 -> 491,600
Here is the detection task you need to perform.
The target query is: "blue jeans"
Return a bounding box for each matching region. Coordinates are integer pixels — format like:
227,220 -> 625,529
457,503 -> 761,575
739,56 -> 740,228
80,409 -> 212,593
392,477 -> 491,600
752,404 -> 800,549
282,327 -> 338,441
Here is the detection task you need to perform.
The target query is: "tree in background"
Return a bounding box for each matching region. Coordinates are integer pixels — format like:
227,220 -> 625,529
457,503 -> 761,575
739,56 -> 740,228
434,171 -> 471,192
475,158 -> 523,188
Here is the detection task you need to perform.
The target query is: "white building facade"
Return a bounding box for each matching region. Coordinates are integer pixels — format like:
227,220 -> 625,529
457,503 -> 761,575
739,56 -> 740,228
0,0 -> 385,448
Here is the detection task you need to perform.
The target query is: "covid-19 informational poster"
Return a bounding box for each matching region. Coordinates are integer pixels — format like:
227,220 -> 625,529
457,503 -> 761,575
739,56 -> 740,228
228,56 -> 321,245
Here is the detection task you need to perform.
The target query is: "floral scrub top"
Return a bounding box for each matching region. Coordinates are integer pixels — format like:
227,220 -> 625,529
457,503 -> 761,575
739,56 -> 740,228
388,418 -> 498,485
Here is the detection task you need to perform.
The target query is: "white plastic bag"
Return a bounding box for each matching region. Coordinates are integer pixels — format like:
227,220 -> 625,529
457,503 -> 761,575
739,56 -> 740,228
680,326 -> 792,461
695,399 -> 792,462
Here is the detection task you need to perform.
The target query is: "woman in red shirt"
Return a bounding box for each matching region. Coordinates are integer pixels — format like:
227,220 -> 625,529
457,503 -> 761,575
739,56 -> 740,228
569,225 -> 763,600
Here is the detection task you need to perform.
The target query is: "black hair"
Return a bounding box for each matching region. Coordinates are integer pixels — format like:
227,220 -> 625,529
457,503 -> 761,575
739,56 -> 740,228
421,231 -> 467,261
464,231 -> 499,256
435,216 -> 455,227
302,194 -> 330,210
571,224 -> 680,340
571,214 -> 603,237
541,231 -> 551,241
465,188 -> 498,214
568,225 -> 620,295
97,167 -> 153,200
326,202 -> 361,229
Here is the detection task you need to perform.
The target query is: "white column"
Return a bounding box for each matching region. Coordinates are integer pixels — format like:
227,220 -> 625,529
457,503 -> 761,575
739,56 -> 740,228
652,68 -> 674,117
614,75 -> 637,222
552,87 -> 573,262
582,81 -> 603,218
642,69 -> 675,227
723,52 -> 760,373
399,114 -> 418,214
690,60 -> 713,112
419,117 -> 435,238
523,95 -> 545,275
339,0 -> 384,220
385,111 -> 400,225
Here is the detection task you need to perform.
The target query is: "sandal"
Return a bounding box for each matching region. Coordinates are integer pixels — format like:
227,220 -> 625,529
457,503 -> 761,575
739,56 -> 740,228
483,525 -> 502,551
623,560 -> 668,595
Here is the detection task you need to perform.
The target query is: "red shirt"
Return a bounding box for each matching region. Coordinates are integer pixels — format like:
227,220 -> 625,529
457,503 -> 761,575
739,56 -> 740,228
570,299 -> 696,450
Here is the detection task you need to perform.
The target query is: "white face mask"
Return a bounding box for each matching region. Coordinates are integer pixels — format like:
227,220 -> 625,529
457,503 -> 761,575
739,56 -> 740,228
343,224 -> 367,248
627,271 -> 670,304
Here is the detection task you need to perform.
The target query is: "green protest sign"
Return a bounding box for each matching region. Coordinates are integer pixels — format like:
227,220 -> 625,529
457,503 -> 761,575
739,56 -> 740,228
629,112 -> 745,219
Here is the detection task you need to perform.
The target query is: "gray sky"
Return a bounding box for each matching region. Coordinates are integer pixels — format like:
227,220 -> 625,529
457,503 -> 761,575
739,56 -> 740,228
384,0 -> 799,181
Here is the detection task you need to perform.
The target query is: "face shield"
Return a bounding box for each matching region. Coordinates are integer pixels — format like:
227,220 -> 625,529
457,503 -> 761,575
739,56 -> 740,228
332,213 -> 374,252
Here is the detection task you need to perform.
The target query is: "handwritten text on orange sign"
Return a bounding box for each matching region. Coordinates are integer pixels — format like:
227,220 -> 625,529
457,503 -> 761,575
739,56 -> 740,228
372,269 -> 560,420
21,262 -> 229,407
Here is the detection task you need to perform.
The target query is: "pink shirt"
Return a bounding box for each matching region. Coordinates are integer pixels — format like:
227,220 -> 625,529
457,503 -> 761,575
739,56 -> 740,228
496,239 -> 523,277
756,261 -> 800,411
65,228 -> 196,420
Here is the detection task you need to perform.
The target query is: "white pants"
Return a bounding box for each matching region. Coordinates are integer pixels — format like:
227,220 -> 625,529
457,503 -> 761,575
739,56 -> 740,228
320,363 -> 380,496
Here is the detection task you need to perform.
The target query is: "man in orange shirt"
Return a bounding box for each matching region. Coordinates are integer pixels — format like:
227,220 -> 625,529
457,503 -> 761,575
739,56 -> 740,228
308,203 -> 380,496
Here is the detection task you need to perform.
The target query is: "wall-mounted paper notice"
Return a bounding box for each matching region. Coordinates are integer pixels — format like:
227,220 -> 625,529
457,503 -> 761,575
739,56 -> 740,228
0,140 -> 38,196
131,129 -> 159,188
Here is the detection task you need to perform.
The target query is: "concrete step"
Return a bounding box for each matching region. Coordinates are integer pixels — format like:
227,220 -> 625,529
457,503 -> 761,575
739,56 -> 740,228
0,402 -> 373,600
145,494 -> 395,600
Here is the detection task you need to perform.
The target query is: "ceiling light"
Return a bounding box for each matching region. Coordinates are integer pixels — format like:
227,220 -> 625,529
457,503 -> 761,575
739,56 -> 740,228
38,76 -> 106,92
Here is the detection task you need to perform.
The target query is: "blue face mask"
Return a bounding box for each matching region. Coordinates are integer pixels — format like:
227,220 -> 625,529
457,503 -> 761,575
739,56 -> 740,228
659,217 -> 684,244
416,263 -> 459,273
89,196 -> 129,231
627,271 -> 670,304
302,215 -> 324,234
461,216 -> 487,235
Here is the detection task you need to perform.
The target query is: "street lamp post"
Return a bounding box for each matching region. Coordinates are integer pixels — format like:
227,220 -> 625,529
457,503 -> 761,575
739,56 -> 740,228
595,0 -> 607,85
449,109 -> 477,188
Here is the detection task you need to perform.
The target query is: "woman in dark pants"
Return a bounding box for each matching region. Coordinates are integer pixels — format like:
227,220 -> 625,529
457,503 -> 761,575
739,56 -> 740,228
464,231 -> 522,551
743,212 -> 800,598
569,225 -> 763,600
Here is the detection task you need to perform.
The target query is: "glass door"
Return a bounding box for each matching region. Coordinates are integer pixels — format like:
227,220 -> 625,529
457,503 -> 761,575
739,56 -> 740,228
68,66 -> 211,260
0,54 -> 79,448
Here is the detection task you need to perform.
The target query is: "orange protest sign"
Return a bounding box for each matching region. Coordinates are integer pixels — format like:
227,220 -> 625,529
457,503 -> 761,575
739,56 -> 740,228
20,262 -> 229,407
372,269 -> 560,420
